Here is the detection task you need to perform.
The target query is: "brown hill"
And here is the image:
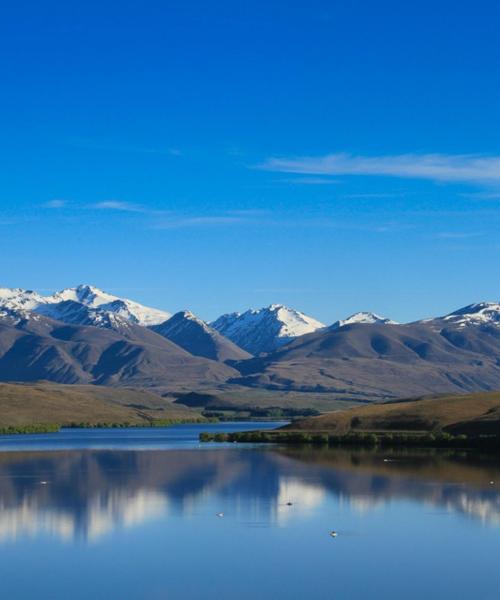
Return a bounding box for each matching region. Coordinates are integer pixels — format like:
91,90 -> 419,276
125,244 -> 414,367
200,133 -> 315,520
231,322 -> 500,400
0,382 -> 198,427
286,390 -> 500,436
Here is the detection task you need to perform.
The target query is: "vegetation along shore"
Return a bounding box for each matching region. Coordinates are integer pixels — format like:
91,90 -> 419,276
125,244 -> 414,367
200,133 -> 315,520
200,390 -> 500,450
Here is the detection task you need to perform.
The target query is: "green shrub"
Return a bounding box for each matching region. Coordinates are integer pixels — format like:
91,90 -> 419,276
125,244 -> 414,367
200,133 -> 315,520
0,423 -> 60,435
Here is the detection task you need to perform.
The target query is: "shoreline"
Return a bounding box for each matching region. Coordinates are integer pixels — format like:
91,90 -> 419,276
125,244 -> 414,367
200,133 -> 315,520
199,429 -> 500,451
0,418 -> 290,436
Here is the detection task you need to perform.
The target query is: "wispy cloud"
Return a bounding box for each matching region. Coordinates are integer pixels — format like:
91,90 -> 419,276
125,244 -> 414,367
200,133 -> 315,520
342,192 -> 403,199
461,191 -> 500,200
260,152 -> 500,184
280,177 -> 339,185
225,209 -> 270,216
434,232 -> 484,239
153,215 -> 249,229
90,201 -> 146,213
68,137 -> 183,157
251,287 -> 316,294
44,199 -> 66,208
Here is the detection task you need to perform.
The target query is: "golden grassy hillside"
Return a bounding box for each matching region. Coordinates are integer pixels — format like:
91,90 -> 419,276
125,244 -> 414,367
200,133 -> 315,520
286,391 -> 500,436
0,382 -> 199,427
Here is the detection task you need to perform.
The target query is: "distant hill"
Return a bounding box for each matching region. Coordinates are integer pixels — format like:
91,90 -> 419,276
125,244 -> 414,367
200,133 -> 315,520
286,390 -> 500,436
230,321 -> 500,400
0,382 -> 198,427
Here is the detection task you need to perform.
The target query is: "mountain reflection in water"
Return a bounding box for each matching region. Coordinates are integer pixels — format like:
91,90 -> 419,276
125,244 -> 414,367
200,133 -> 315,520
0,446 -> 499,543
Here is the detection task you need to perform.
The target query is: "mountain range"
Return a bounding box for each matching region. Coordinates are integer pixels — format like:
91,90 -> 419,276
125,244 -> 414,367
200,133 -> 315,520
1,284 -> 500,407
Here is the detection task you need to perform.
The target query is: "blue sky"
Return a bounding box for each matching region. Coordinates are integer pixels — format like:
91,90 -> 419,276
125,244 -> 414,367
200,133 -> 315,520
2,0 -> 500,323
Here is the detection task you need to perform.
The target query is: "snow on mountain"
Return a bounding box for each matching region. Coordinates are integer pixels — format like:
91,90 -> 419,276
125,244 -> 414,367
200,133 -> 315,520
47,285 -> 120,307
330,311 -> 398,329
44,285 -> 171,326
0,305 -> 44,325
0,288 -> 46,312
0,285 -> 171,328
439,302 -> 500,328
34,300 -> 137,332
210,304 -> 325,354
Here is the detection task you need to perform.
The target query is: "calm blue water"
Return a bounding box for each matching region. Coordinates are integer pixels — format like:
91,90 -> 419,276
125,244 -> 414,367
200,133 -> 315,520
0,424 -> 499,600
0,421 -> 287,451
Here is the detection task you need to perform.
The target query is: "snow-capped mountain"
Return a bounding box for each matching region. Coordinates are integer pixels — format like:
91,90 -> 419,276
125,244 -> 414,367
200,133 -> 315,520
330,312 -> 398,329
210,304 -> 325,354
0,288 -> 46,312
152,311 -> 251,361
44,285 -> 171,326
35,299 -> 138,332
439,302 -> 500,328
0,285 -> 171,327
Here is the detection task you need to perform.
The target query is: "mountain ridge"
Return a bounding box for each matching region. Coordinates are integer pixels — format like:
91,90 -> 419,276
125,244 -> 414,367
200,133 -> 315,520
0,285 -> 171,327
1,284 -> 500,408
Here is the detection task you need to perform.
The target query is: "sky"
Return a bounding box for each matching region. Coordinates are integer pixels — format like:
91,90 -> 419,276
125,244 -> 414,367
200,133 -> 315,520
1,0 -> 500,324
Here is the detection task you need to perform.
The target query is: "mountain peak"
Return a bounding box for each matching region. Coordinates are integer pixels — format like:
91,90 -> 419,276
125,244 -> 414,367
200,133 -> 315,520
211,305 -> 325,354
441,301 -> 500,327
48,284 -> 118,307
331,311 -> 398,329
0,285 -> 171,327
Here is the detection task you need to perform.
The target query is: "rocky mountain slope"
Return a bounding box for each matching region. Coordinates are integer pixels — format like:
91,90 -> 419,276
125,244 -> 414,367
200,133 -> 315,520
152,311 -> 251,362
0,308 -> 236,393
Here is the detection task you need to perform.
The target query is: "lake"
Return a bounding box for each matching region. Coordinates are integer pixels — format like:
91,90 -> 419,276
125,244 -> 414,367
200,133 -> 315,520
0,423 -> 499,600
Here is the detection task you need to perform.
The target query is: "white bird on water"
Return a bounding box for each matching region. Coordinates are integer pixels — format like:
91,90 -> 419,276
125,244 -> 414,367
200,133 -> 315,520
216,512 -> 224,518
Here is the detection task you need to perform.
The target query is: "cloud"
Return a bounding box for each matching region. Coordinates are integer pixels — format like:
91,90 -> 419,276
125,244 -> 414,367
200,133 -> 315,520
153,215 -> 248,229
461,191 -> 500,200
44,199 -> 66,208
251,287 -> 316,294
434,232 -> 484,239
281,177 -> 339,185
260,152 -> 500,184
68,138 -> 183,157
342,192 -> 403,199
91,201 -> 146,212
225,209 -> 270,216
